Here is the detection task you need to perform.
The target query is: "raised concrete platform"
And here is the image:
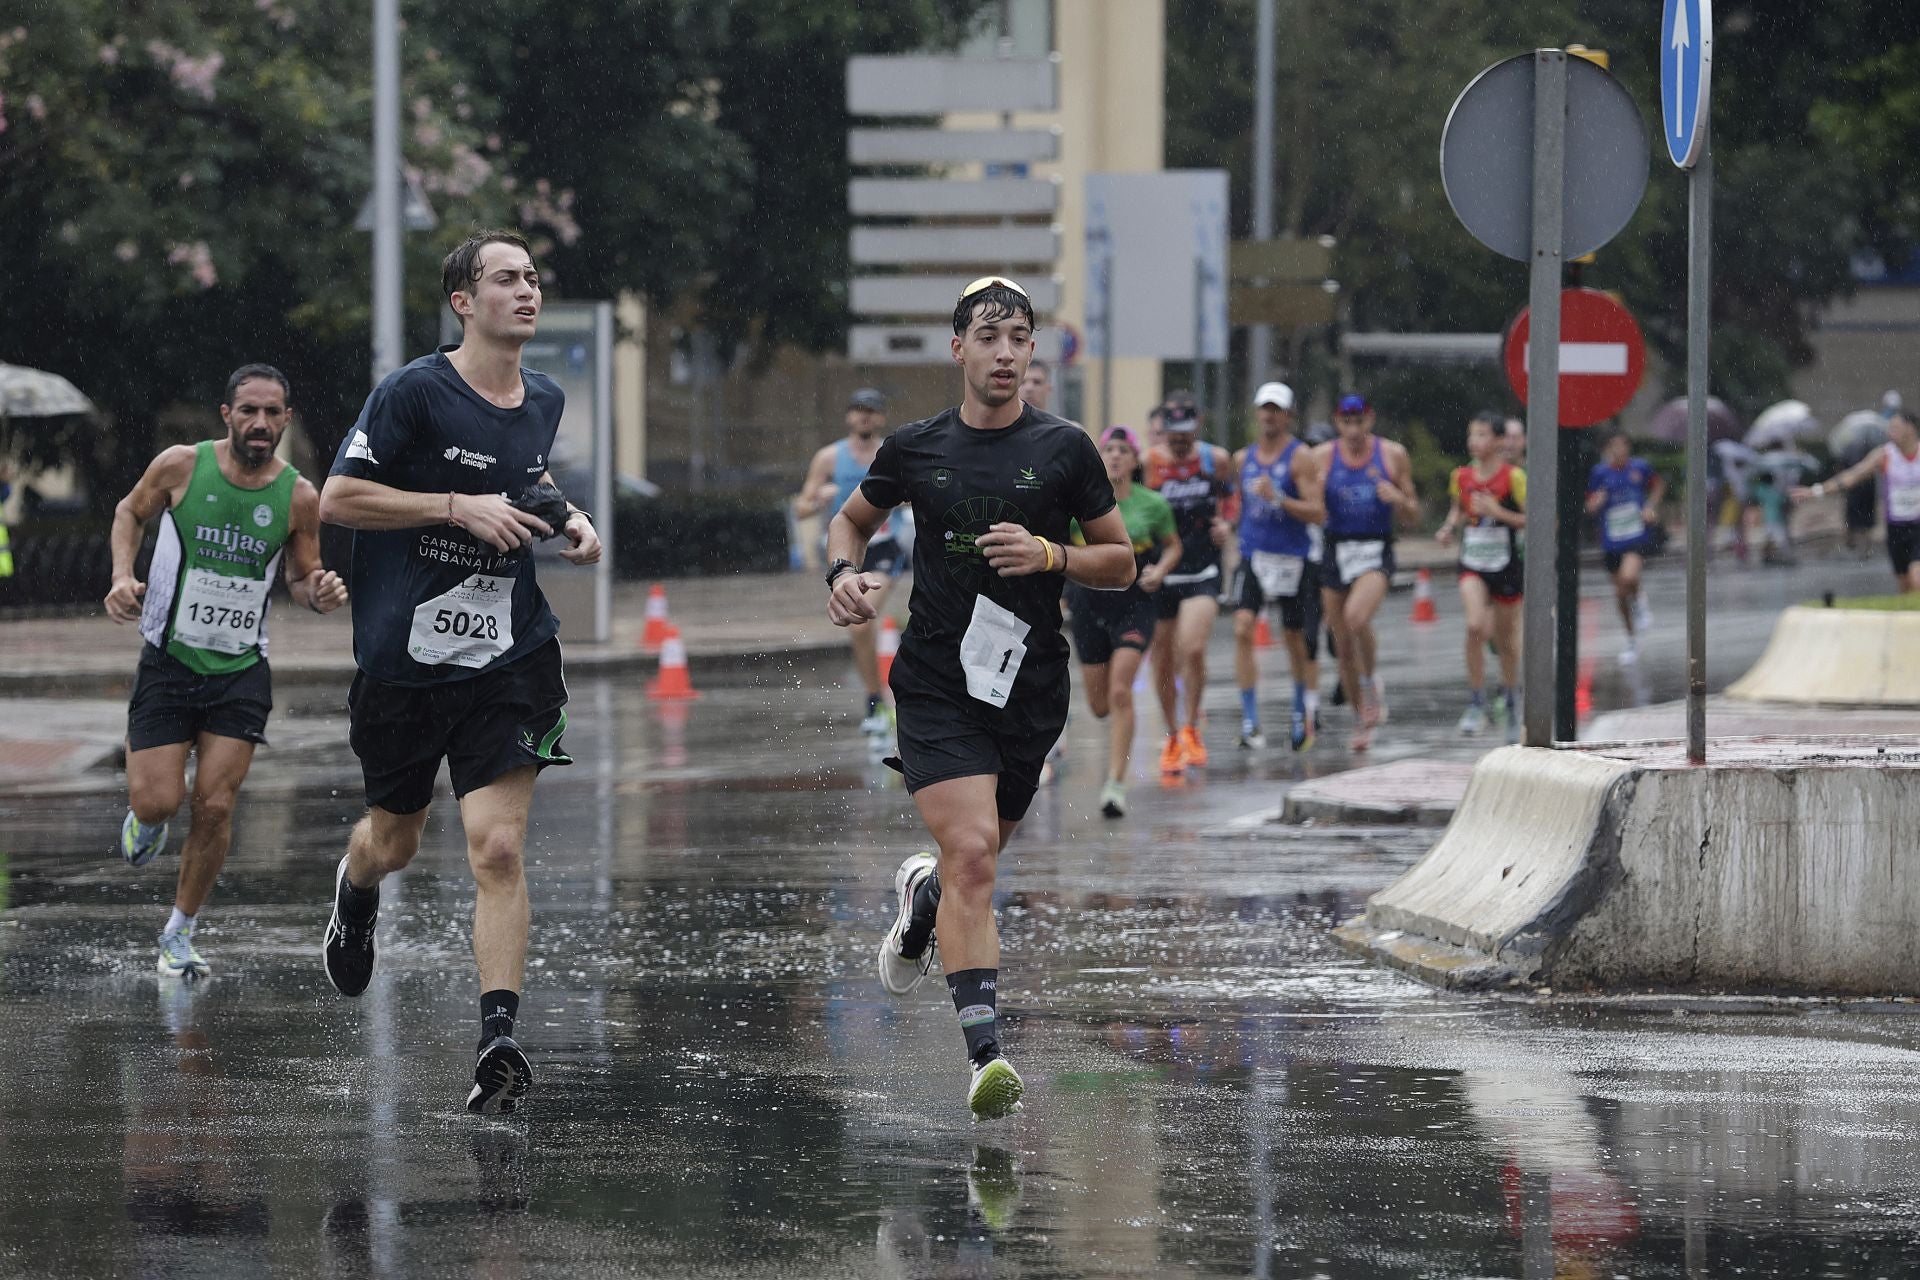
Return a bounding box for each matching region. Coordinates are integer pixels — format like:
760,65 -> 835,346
1281,759 -> 1475,827
1336,738 -> 1920,994
1727,605 -> 1920,706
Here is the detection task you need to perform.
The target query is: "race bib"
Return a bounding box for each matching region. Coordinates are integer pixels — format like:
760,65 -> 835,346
1605,502 -> 1645,543
1335,539 -> 1385,584
1892,486 -> 1920,523
172,568 -> 270,656
408,574 -> 515,668
1251,551 -> 1305,598
959,594 -> 1029,709
1460,524 -> 1512,573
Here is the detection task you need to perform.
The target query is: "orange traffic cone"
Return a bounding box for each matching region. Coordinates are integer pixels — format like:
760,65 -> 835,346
646,625 -> 701,701
1253,615 -> 1274,648
877,616 -> 899,691
1411,568 -> 1439,624
640,583 -> 671,651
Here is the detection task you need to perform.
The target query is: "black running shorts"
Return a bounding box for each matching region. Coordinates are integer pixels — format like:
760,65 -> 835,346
1889,522 -> 1920,576
861,537 -> 908,579
126,644 -> 273,752
1233,558 -> 1323,637
348,638 -> 571,814
1067,584 -> 1155,667
1460,560 -> 1525,603
886,644 -> 1066,823
1154,574 -> 1220,621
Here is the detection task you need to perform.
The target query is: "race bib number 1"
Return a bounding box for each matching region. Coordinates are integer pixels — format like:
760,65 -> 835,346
959,594 -> 1029,709
172,568 -> 270,655
408,574 -> 515,668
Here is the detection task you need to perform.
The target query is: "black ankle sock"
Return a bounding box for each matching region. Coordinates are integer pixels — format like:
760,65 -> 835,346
339,873 -> 379,921
480,989 -> 519,1050
903,869 -> 941,955
947,967 -> 1000,1066
866,693 -> 883,715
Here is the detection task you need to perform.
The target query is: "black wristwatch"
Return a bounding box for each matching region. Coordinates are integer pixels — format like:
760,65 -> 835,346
825,558 -> 856,587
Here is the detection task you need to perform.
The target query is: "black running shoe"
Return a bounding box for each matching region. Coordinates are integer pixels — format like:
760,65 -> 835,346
467,1035 -> 534,1115
322,854 -> 378,997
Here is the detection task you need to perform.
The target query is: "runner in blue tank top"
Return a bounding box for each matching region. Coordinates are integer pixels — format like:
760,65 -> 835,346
1583,429 -> 1666,667
1231,382 -> 1325,752
795,388 -> 909,744
1311,393 -> 1419,751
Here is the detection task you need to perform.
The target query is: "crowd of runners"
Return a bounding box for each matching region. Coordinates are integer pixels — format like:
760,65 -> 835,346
105,234 -> 1803,1127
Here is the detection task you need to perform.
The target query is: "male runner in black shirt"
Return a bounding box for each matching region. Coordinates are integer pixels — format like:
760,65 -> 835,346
318,229 -> 602,1115
827,276 -> 1134,1118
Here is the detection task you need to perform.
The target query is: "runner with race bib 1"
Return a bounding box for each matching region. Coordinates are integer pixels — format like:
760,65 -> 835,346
1312,393 -> 1419,751
1584,429 -> 1665,668
319,229 -> 603,1117
830,275 -> 1133,1121
104,363 -> 349,981
1434,411 -> 1527,737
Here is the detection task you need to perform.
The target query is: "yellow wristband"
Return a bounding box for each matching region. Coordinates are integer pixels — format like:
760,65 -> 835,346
1038,536 -> 1055,573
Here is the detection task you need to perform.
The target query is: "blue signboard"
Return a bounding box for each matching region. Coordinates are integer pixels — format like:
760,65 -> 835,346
1661,0 -> 1711,168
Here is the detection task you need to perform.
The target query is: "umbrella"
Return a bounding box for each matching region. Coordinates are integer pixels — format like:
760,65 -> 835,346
0,363 -> 94,420
1828,409 -> 1889,464
1638,395 -> 1742,445
1744,399 -> 1819,451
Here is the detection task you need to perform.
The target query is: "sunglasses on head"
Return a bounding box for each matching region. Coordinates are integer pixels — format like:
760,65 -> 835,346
958,275 -> 1029,302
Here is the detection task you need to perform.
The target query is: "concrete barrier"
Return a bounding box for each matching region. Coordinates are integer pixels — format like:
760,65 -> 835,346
1727,605 -> 1920,706
1336,738 -> 1920,994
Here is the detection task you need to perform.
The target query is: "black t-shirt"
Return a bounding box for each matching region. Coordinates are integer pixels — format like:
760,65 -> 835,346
861,405 -> 1115,693
328,347 -> 563,686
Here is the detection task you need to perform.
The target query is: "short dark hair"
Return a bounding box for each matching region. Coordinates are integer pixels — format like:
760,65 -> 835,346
442,229 -> 535,324
952,283 -> 1035,337
1026,358 -> 1051,380
224,363 -> 290,406
1467,410 -> 1503,432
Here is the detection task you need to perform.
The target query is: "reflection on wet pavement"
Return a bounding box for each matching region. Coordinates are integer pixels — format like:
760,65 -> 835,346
3,557 -> 1918,1277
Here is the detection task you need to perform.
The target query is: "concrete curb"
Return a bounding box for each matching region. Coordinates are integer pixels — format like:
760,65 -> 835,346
1281,760 -> 1475,827
1727,606 -> 1920,706
1340,738 -> 1920,995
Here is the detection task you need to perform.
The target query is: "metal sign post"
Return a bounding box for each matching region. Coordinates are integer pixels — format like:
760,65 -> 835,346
1664,0 -> 1714,764
1521,50 -> 1567,749
1441,50 -> 1647,748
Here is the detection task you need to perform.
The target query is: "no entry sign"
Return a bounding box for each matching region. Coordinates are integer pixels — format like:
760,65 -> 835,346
1504,287 -> 1647,427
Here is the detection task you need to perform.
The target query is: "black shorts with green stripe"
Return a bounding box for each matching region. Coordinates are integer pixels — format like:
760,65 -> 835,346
348,637 -> 571,814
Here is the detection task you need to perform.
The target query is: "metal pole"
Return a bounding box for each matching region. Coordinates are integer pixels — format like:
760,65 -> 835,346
1685,134 -> 1713,763
1554,426 -> 1586,740
1521,49 -> 1567,749
1193,254 -> 1207,420
371,0 -> 403,383
1246,0 -> 1277,402
1098,233 -> 1115,430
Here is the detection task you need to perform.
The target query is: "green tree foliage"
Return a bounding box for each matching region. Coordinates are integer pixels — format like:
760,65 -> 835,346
0,1 -> 515,504
1167,0 -> 1897,448
425,0 -> 988,357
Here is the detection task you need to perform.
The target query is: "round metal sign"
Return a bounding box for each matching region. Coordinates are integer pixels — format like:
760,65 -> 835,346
1441,53 -> 1650,263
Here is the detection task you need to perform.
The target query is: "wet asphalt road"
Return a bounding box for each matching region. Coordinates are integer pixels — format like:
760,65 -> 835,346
2,551 -> 1917,1278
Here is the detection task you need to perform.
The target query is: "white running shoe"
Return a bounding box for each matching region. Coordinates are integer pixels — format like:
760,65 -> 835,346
1099,780 -> 1126,819
1456,703 -> 1489,736
968,1057 -> 1025,1121
156,927 -> 209,980
1619,642 -> 1639,668
121,811 -> 168,868
876,852 -> 939,995
1632,594 -> 1653,633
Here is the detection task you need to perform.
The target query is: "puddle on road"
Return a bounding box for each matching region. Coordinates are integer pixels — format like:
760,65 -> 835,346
2,671 -> 1917,1278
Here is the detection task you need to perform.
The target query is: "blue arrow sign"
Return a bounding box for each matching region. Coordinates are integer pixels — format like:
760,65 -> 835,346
1661,0 -> 1711,168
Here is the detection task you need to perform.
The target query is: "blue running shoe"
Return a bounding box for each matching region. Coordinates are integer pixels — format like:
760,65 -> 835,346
121,811 -> 168,867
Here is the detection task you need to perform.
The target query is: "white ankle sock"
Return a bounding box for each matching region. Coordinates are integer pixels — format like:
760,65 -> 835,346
165,908 -> 195,935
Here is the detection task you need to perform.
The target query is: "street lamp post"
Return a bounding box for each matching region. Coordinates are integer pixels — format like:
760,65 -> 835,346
372,0 -> 403,385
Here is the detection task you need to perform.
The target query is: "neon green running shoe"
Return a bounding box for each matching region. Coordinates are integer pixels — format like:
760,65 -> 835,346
121,810 -> 168,868
968,1056 -> 1025,1121
156,927 -> 209,980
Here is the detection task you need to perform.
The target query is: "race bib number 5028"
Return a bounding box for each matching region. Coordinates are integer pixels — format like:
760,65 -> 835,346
408,574 -> 515,668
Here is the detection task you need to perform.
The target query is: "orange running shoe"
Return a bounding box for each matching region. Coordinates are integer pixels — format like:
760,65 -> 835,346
1179,725 -> 1209,768
1158,734 -> 1185,775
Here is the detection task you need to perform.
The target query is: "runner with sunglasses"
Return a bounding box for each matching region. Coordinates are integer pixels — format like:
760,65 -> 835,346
829,276 -> 1133,1120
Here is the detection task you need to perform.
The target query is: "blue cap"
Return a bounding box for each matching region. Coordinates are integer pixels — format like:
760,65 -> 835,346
1336,393 -> 1370,415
